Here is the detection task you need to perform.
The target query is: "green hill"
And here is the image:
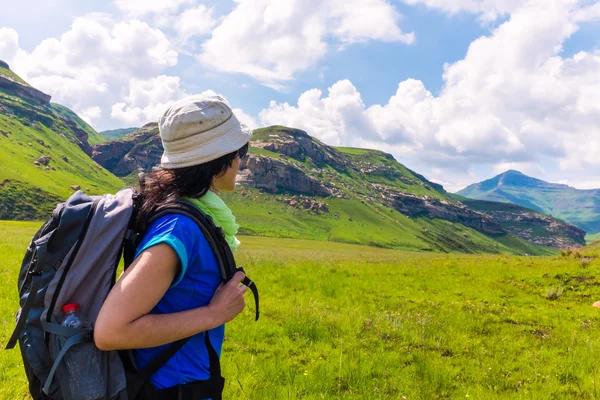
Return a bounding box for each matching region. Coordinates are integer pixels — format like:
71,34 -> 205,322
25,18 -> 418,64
92,124 -> 555,255
0,62 -> 124,219
457,170 -> 600,238
99,127 -> 139,140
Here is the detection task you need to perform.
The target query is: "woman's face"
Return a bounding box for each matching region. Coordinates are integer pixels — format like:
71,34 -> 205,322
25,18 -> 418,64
212,156 -> 241,193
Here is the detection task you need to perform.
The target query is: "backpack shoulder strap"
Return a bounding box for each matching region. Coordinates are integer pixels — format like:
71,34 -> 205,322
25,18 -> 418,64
149,201 -> 259,321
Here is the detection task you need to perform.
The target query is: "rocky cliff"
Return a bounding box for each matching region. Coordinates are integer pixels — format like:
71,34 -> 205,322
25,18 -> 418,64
461,199 -> 586,248
0,61 -> 51,105
238,155 -> 333,196
379,187 -> 504,235
92,123 -> 163,177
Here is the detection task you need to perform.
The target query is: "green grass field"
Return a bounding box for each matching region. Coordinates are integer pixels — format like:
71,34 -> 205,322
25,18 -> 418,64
1,221 -> 600,399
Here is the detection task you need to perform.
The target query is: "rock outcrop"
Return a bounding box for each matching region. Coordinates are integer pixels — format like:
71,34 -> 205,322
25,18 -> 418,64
254,127 -> 349,170
238,155 -> 333,196
376,186 -> 505,235
92,123 -> 162,176
0,61 -> 51,105
461,199 -> 587,248
479,208 -> 586,248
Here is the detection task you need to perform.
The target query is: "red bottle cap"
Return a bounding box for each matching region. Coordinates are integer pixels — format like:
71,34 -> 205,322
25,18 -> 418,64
62,303 -> 79,313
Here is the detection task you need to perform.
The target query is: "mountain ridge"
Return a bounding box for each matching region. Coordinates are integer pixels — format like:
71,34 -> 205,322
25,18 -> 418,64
458,170 -> 600,237
90,124 -> 581,252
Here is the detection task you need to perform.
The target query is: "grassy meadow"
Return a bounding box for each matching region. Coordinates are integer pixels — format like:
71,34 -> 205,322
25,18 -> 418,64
1,221 -> 600,399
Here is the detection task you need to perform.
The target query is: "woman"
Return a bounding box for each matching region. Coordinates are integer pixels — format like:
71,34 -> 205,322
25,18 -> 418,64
95,94 -> 252,399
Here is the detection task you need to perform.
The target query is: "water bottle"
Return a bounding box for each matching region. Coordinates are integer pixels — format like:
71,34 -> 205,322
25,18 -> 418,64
61,303 -> 83,328
58,303 -> 105,400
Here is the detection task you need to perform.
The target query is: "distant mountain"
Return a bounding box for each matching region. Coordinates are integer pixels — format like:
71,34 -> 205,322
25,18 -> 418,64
99,127 -> 139,140
0,60 -> 124,219
457,170 -> 600,236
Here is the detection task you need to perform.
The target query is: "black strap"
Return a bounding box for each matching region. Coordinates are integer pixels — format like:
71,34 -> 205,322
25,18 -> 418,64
131,274 -> 233,383
135,337 -> 190,383
238,268 -> 260,321
204,331 -> 221,384
128,333 -> 224,400
41,321 -> 88,337
5,273 -> 42,349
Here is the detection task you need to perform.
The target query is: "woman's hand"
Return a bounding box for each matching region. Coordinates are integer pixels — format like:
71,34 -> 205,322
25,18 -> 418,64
208,271 -> 247,325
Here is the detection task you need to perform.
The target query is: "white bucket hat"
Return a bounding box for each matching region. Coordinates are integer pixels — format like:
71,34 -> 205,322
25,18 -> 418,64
159,94 -> 252,169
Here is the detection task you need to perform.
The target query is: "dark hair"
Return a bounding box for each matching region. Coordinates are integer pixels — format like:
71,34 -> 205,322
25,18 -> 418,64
135,142 -> 249,231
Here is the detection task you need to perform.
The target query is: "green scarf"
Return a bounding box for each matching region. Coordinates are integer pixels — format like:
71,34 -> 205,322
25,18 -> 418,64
184,191 -> 241,254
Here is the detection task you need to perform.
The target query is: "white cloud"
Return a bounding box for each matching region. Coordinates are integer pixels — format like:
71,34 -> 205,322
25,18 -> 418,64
110,82 -> 258,130
77,106 -> 102,125
574,2 -> 600,22
199,0 -> 414,87
114,0 -> 194,15
176,5 -> 217,40
403,0 -> 528,22
261,0 -> 600,190
111,75 -> 186,126
3,16 -> 178,129
233,108 -> 259,130
0,27 -> 20,62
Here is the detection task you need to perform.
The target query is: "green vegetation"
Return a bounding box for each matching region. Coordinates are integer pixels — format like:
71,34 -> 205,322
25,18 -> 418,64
0,65 -> 29,85
223,188 -> 555,256
0,89 -> 124,219
335,147 -> 447,200
1,221 -> 599,399
48,104 -> 107,145
582,240 -> 600,257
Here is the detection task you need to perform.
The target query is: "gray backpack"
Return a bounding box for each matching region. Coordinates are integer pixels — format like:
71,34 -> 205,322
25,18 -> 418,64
5,188 -> 259,400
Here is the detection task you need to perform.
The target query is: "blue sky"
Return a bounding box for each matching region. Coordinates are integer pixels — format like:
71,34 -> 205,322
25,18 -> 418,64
1,0 -> 599,191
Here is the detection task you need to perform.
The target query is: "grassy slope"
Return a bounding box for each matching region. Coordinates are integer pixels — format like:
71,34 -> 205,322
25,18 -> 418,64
0,65 -> 28,85
582,240 -> 600,257
0,89 -> 124,219
336,147 -> 447,200
222,188 -> 555,256
0,222 -> 599,399
49,103 -> 106,145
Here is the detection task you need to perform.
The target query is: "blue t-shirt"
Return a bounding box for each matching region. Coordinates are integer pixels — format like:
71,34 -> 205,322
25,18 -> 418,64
133,214 -> 225,389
